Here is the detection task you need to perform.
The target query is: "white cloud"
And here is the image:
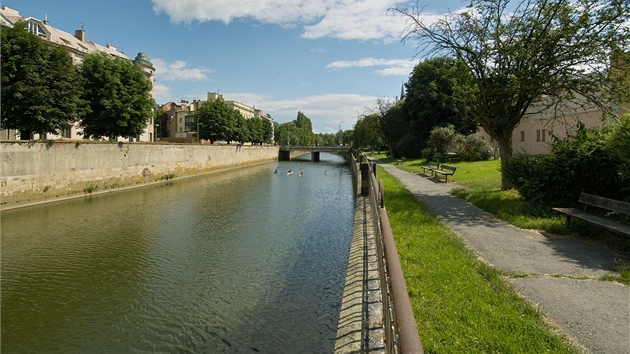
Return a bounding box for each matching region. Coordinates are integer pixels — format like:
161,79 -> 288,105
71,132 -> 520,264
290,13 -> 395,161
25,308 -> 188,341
152,0 -> 409,41
326,57 -> 416,76
222,92 -> 379,133
153,83 -> 172,103
301,1 -> 406,41
152,58 -> 213,82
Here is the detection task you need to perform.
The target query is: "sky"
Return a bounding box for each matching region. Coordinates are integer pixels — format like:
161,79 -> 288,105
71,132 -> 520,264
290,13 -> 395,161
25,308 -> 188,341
10,0 -> 467,133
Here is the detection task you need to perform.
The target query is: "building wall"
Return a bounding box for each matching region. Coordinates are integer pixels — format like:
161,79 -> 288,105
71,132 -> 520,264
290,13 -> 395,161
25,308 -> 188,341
0,142 -> 279,209
477,101 -> 616,155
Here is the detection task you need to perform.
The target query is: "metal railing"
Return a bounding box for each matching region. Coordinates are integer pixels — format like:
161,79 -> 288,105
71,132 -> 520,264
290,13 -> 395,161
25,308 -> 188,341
359,153 -> 424,354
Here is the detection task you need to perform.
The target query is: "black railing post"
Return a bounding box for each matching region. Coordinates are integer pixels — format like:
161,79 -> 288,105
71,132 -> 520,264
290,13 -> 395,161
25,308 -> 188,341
360,162 -> 370,196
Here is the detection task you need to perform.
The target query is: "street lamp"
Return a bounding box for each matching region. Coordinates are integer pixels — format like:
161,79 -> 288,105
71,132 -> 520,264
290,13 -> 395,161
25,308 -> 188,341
338,121 -> 343,146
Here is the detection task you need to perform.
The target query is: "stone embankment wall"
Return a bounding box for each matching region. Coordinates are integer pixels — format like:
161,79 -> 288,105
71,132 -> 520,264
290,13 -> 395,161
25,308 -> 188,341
1,141 -> 278,209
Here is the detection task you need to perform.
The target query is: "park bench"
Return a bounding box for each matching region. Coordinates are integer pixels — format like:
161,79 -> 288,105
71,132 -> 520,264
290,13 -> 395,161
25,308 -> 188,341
553,193 -> 630,237
420,161 -> 440,176
433,164 -> 457,182
396,157 -> 407,164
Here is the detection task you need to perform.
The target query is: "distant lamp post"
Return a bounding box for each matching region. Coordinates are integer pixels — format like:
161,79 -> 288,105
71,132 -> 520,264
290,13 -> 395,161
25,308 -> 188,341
338,121 -> 343,146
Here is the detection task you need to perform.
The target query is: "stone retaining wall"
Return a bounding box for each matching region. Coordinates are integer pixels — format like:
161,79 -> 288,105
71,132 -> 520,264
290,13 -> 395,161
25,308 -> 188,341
1,141 -> 278,209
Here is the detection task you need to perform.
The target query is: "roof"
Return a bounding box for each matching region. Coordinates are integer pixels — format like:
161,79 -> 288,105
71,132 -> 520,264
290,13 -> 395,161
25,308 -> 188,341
0,5 -> 129,61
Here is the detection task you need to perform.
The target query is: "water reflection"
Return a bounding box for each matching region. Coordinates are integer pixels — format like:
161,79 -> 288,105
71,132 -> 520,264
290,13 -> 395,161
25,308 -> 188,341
2,153 -> 354,353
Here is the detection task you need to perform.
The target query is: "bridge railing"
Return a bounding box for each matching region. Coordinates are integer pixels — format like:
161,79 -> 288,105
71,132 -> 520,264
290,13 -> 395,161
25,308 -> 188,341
358,153 -> 424,354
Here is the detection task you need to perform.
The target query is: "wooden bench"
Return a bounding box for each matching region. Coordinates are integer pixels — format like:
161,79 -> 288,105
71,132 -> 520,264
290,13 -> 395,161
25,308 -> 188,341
433,164 -> 457,182
553,193 -> 630,237
420,161 -> 440,176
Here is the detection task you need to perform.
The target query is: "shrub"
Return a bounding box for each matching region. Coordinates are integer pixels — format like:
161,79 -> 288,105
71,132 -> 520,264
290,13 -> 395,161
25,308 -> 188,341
605,114 -> 630,198
426,125 -> 492,162
456,135 -> 493,161
505,121 -> 628,208
427,125 -> 457,159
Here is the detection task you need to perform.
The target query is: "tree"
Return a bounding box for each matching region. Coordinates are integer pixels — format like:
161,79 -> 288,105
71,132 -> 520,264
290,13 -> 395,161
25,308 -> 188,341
248,117 -> 264,144
315,133 -> 337,146
79,52 -> 153,140
261,118 -> 273,144
275,122 -> 300,145
295,111 -> 314,145
354,113 -> 384,150
1,23 -> 85,139
195,98 -> 235,143
232,111 -> 248,144
378,99 -> 408,158
396,0 -> 630,189
403,57 -> 477,147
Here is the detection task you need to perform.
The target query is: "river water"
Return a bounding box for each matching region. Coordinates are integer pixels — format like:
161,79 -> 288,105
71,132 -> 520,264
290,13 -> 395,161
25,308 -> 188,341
1,153 -> 355,353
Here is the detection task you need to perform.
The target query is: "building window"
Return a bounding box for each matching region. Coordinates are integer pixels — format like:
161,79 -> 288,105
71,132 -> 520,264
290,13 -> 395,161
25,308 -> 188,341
541,129 -> 546,141
25,21 -> 47,37
519,131 -> 525,142
61,126 -> 71,138
536,130 -> 541,141
185,114 -> 195,132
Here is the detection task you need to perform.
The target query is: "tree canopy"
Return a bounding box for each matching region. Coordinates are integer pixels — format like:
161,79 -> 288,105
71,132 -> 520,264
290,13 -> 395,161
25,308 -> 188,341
396,0 -> 630,188
403,57 -> 478,146
1,23 -> 85,139
295,111 -> 314,145
377,99 -> 407,158
195,98 -> 235,143
79,52 -> 154,140
353,113 -> 384,150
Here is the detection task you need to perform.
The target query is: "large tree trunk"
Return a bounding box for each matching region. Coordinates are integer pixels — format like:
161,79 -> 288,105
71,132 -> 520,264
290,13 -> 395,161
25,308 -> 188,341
495,132 -> 513,190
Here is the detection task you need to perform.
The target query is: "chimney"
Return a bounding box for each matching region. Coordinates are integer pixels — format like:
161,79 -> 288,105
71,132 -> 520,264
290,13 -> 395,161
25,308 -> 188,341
43,14 -> 49,25
75,29 -> 85,41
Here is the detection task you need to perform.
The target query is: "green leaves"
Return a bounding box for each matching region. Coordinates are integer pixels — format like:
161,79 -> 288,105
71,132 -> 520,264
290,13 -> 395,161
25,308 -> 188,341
2,25 -> 153,140
396,0 -> 630,189
1,23 -> 85,136
78,53 -> 153,140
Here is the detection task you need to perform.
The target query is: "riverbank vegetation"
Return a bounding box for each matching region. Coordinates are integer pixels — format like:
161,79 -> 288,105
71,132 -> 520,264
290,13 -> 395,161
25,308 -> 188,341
376,165 -> 580,353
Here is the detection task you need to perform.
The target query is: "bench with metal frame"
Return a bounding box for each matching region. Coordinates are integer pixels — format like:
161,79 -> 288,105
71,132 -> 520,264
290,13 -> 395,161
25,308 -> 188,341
553,193 -> 630,237
420,161 -> 440,176
433,164 -> 457,182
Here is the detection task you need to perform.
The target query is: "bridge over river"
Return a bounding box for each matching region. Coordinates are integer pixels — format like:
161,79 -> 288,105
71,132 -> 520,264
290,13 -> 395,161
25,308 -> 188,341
279,145 -> 348,161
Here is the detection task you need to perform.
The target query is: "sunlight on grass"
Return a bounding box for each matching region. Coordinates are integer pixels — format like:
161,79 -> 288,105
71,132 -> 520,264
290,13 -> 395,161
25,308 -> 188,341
374,155 -> 630,285
377,166 -> 579,353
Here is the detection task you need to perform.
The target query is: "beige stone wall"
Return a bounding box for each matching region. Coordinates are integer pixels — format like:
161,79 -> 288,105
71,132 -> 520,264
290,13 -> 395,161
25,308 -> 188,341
0,141 -> 278,208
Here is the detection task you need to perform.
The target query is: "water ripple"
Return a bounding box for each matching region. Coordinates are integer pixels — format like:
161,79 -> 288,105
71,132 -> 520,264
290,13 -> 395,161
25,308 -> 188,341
2,154 -> 354,353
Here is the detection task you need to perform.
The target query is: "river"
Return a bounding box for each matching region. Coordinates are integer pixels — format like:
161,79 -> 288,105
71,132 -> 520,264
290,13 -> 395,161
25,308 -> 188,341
1,152 -> 355,353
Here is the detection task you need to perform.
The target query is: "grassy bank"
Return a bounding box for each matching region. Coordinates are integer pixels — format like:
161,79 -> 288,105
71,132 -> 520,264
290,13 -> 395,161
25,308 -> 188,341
376,154 -> 630,284
377,166 -> 579,353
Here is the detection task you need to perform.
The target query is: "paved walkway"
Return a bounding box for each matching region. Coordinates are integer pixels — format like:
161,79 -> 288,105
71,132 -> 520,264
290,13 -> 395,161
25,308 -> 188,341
376,161 -> 629,354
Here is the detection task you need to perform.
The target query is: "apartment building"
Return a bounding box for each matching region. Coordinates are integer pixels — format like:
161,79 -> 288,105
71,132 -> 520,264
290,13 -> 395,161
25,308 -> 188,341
0,6 -> 156,142
207,92 -> 272,122
158,93 -> 274,143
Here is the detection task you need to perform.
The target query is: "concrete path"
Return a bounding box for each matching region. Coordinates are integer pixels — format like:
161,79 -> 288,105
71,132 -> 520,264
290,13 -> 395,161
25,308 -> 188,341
376,161 -> 629,354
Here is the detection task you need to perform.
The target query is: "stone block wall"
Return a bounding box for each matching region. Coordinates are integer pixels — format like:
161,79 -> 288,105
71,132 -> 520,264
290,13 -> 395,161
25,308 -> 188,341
1,141 -> 278,208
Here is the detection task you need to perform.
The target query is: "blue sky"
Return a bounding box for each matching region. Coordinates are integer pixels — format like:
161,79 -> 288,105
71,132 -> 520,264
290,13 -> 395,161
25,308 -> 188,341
10,0 -> 466,133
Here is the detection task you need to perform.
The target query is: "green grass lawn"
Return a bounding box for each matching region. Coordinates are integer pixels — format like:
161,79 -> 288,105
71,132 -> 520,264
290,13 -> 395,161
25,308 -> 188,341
375,153 -> 630,274
378,167 -> 580,353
